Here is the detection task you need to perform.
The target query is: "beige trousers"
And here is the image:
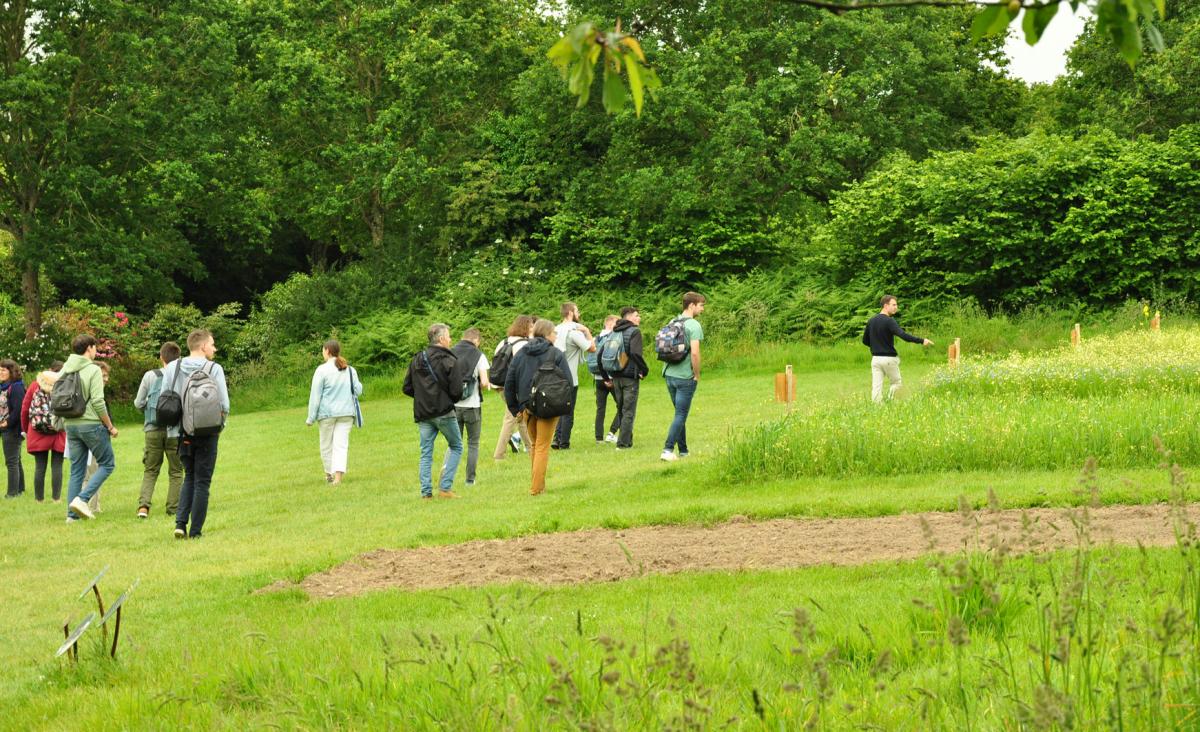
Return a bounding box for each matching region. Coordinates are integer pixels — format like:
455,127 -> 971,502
871,356 -> 902,402
493,409 -> 531,460
319,416 -> 355,474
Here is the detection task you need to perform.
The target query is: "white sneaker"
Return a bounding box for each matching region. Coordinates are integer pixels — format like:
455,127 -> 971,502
660,451 -> 678,462
68,497 -> 95,520
604,433 -> 618,443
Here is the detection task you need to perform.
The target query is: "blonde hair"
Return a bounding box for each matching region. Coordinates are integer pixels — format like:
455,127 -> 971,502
187,329 -> 213,351
531,318 -> 555,339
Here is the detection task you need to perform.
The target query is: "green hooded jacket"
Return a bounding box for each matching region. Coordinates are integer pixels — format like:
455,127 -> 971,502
60,353 -> 108,425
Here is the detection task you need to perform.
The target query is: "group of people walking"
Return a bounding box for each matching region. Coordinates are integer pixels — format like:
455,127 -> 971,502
1,290 -> 933,531
399,292 -> 707,497
1,330 -> 230,539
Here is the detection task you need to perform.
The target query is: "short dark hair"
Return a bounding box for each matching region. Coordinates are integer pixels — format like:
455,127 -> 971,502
560,302 -> 578,320
880,295 -> 897,308
160,341 -> 181,364
71,334 -> 98,355
682,292 -> 706,309
619,306 -> 638,318
49,361 -> 64,372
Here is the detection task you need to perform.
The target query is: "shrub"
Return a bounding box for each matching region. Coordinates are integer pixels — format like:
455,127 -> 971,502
814,127 -> 1200,309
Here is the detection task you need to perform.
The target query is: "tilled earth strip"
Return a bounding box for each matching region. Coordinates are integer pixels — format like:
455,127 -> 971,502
278,503 -> 1200,599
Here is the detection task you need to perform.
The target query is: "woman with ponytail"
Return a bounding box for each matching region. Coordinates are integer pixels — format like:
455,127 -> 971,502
306,340 -> 363,485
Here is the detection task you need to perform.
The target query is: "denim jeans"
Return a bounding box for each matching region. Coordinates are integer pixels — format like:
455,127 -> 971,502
419,411 -> 462,496
66,424 -> 114,517
663,377 -> 698,455
3,429 -> 25,496
177,434 -> 219,537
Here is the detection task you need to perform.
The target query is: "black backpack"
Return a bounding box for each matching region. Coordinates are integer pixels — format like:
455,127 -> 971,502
50,368 -> 90,418
154,363 -> 185,428
489,338 -> 523,386
529,353 -> 573,418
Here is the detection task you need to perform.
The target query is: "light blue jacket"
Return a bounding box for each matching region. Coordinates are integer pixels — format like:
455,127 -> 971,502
307,359 -> 363,423
159,356 -> 230,439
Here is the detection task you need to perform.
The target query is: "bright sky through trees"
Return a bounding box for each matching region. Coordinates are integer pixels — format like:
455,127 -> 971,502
1004,8 -> 1090,83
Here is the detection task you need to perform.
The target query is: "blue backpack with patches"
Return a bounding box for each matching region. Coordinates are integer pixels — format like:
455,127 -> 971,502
600,330 -> 628,374
586,333 -> 609,377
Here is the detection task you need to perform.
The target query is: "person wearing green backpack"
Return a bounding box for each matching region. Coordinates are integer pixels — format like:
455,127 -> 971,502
133,342 -> 183,518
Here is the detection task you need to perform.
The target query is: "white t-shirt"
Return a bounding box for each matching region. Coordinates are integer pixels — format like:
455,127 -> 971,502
553,322 -> 592,386
455,353 -> 490,409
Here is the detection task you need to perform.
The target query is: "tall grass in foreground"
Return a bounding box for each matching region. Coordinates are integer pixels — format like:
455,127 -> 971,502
41,459 -> 1199,729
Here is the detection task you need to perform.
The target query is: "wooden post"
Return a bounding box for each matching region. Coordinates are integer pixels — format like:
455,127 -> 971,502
1071,323 -> 1081,347
785,364 -> 795,412
774,366 -> 796,408
1151,312 -> 1161,332
947,338 -> 960,367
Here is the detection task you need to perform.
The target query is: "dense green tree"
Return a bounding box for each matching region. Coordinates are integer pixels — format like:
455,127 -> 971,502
454,0 -> 1029,287
0,0 -> 273,335
247,0 -> 553,272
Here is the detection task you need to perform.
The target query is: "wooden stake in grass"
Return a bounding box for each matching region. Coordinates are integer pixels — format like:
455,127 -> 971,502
774,365 -> 796,411
1151,311 -> 1161,332
1071,323 -> 1082,347
948,338 -> 961,368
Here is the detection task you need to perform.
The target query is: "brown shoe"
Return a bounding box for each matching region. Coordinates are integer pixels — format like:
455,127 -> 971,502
137,507 -> 149,519
530,487 -> 544,496
437,490 -> 460,499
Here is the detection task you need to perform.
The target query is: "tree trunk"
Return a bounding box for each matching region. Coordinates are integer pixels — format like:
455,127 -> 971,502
367,188 -> 384,249
21,258 -> 41,339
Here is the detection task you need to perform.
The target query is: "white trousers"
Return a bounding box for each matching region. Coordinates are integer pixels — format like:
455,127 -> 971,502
318,416 -> 355,473
871,356 -> 902,402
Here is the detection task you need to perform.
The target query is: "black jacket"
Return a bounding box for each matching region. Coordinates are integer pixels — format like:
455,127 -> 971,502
449,339 -> 485,403
598,319 -> 648,380
402,345 -> 462,422
504,337 -> 573,416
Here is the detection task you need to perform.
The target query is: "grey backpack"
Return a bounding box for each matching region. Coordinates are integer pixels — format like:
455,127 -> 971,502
181,362 -> 225,436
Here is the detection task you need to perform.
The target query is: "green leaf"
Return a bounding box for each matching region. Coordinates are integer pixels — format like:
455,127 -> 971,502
1145,22 -> 1164,52
1022,2 -> 1059,45
547,36 -> 574,71
623,53 -> 645,116
971,5 -> 1006,41
601,65 -> 625,114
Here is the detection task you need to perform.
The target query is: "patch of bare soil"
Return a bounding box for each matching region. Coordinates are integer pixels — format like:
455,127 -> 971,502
280,503 -> 1199,599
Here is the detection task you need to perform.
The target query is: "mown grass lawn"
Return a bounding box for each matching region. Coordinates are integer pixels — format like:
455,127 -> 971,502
1,346 -> 1192,729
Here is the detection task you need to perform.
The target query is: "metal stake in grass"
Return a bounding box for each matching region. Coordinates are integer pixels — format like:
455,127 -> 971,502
79,566 -> 109,648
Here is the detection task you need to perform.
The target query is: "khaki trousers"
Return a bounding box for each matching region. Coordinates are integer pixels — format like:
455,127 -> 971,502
138,429 -> 183,514
493,408 -> 531,460
871,356 -> 902,402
